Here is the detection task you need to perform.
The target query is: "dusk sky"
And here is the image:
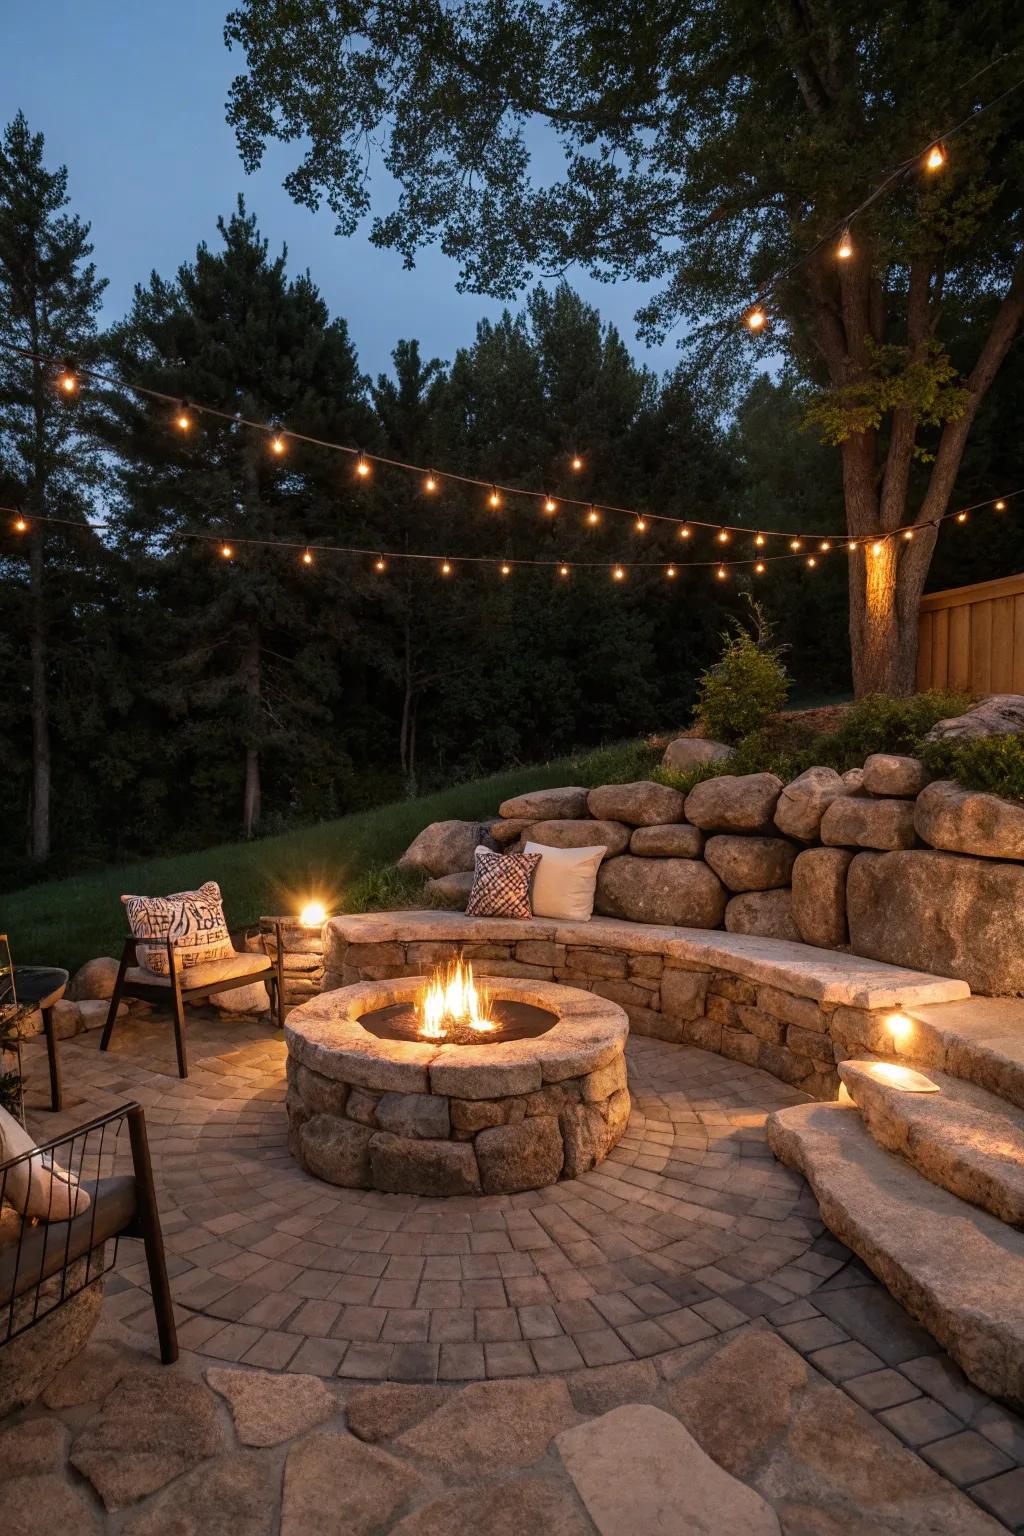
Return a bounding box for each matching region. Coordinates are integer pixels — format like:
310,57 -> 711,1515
5,0 -> 678,382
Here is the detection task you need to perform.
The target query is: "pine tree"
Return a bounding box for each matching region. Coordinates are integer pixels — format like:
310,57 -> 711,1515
0,111 -> 106,862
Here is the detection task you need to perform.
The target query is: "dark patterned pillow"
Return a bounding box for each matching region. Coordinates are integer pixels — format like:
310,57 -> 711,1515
121,880 -> 234,975
465,847 -> 541,919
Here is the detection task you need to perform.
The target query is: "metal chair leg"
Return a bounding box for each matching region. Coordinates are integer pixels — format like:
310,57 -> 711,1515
100,948 -> 130,1055
127,1105 -> 178,1364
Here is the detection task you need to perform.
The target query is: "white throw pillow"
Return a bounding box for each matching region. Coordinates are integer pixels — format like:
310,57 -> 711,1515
523,842 -> 606,921
0,1105 -> 91,1222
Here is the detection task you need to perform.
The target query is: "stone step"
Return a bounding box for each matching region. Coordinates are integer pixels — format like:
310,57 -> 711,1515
766,1100 -> 1024,1407
902,997 -> 1024,1112
838,1059 -> 1024,1226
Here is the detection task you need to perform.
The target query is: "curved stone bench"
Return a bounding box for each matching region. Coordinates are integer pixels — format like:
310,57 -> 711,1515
323,911 -> 970,1099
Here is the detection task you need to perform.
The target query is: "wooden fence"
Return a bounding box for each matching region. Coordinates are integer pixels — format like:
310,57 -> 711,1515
917,571 -> 1024,695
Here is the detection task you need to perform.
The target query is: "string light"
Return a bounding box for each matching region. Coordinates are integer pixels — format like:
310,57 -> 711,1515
754,560 -> 765,574
544,496 -> 557,514
559,564 -> 570,577
587,505 -> 600,525
13,516 -> 27,532
837,227 -> 854,260
271,434 -> 286,456
635,516 -> 647,533
871,541 -> 884,556
925,141 -> 946,172
441,559 -> 452,575
848,540 -> 858,552
679,524 -> 691,540
424,472 -> 437,492
957,510 -> 968,523
302,548 -> 314,565
500,562 -> 511,576
745,306 -> 767,332
903,528 -> 914,540
717,528 -> 730,544
488,486 -> 501,509
176,402 -> 192,431
807,555 -> 817,568
374,555 -> 387,572
221,543 -> 233,559
612,565 -> 626,581
666,565 -> 677,579
790,538 -> 803,552
995,499 -> 1007,511
571,454 -> 583,471
820,540 -> 831,552
356,452 -> 370,478
717,565 -> 728,580
754,532 -> 765,547
57,363 -> 78,395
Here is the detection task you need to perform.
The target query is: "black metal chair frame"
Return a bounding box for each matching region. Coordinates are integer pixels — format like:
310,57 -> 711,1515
1,1101 -> 177,1365
100,922 -> 285,1079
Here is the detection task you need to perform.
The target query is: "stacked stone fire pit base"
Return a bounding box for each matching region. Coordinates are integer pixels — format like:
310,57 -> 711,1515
285,977 -> 630,1196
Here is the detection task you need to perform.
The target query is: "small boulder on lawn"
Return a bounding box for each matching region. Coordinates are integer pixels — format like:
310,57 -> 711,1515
661,736 -> 734,772
773,766 -> 849,842
425,871 -> 474,909
397,820 -> 486,878
862,753 -> 929,797
924,692 -> 1024,743
684,773 -> 784,833
587,781 -> 686,826
67,957 -> 120,1002
498,786 -> 589,820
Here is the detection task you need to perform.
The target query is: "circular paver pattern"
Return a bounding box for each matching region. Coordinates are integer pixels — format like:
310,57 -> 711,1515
23,1008 -> 822,1382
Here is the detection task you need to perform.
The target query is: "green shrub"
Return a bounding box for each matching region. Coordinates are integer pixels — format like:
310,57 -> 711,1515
822,690 -> 969,767
693,601 -> 790,744
921,732 -> 1024,804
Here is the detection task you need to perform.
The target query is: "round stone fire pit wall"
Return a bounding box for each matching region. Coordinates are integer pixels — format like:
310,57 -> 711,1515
284,977 -> 630,1196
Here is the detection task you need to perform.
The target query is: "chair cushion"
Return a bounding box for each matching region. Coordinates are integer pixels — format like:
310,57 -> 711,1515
126,949 -> 272,989
121,880 -> 234,975
0,1105 -> 91,1222
0,1175 -> 136,1307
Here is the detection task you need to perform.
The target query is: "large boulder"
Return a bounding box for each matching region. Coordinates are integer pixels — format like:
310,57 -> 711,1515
862,753 -> 930,797
629,823 -> 704,858
661,736 -> 735,772
914,779 -> 1024,861
498,786 -> 589,820
586,781 -> 686,826
703,835 -> 798,892
684,773 -> 784,833
820,795 -> 916,850
519,818 -> 630,855
595,855 -> 727,928
724,889 -> 800,941
67,957 -> 120,1002
773,766 -> 849,842
791,847 -> 854,949
397,820 -> 484,878
847,849 -> 1024,994
925,693 -> 1024,743
490,817 -> 532,847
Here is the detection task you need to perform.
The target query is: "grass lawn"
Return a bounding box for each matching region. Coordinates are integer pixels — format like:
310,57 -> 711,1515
3,738 -> 659,972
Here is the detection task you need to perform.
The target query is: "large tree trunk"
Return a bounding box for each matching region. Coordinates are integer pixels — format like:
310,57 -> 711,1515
27,520 -> 50,862
242,621 -> 261,839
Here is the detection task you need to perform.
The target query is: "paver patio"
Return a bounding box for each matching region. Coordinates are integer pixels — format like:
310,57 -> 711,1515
6,1011 -> 1024,1530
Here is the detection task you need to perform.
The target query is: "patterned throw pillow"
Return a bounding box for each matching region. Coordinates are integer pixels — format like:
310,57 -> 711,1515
465,847 -> 541,919
121,880 -> 235,975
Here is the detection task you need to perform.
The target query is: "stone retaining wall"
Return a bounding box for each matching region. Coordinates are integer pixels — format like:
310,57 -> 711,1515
323,920 -> 960,1100
258,916 -> 325,1010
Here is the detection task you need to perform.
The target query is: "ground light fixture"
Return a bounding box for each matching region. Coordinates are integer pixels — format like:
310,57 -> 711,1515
299,901 -> 327,927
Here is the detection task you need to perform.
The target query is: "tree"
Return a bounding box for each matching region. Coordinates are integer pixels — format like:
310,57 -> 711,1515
0,111 -> 106,861
224,0 -> 1024,695
104,200 -> 375,839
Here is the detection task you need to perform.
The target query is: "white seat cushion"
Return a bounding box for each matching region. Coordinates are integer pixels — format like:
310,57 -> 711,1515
127,950 -> 271,989
0,1105 -> 91,1222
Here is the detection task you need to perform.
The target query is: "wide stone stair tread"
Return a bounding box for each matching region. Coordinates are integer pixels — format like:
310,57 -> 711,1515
904,996 -> 1024,1112
767,1100 -> 1024,1408
839,1059 -> 1024,1227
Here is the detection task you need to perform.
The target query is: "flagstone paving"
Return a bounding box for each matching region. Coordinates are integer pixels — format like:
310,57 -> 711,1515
8,1011 -> 1024,1529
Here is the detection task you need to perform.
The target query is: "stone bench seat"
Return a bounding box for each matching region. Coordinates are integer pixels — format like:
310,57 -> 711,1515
324,911 -> 969,1100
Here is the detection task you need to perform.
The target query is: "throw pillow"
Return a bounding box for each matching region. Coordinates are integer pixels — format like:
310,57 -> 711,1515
523,841 -> 607,921
122,880 -> 234,975
0,1105 -> 91,1222
465,847 -> 540,919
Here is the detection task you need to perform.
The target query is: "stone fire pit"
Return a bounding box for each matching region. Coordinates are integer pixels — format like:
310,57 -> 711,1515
285,976 -> 630,1196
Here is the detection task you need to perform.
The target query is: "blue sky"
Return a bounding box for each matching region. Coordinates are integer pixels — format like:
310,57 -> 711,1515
4,0 -> 678,382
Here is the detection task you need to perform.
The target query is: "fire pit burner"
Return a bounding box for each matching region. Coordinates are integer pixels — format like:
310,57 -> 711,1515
360,998 -> 556,1046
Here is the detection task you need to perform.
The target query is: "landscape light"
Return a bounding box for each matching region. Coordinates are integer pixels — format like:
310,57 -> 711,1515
299,901 -> 327,927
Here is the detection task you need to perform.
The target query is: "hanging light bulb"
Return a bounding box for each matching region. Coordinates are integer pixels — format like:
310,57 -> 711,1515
820,540 -> 831,553
488,485 -> 501,509
679,524 -> 691,540
871,540 -> 884,556
441,559 -> 452,575
612,565 -> 626,581
635,516 -> 647,533
848,540 -> 857,551
716,565 -> 728,580
221,543 -> 233,559
744,305 -> 767,332
176,401 -> 192,431
500,562 -> 511,576
544,496 -> 557,514
559,564 -> 570,577
374,555 -> 387,572
666,565 -> 677,579
925,141 -> 946,172
302,548 -> 314,565
271,433 -> 286,456
956,510 -> 968,523
57,363 -> 78,395
790,538 -> 803,552
836,227 -> 854,260
356,452 -> 370,478
903,528 -> 914,540
717,528 -> 730,544
13,516 -> 28,533
754,531 -> 766,547
424,472 -> 437,492
587,505 -> 600,525
571,454 -> 583,471
754,560 -> 766,574
807,555 -> 817,568
994,499 -> 1007,512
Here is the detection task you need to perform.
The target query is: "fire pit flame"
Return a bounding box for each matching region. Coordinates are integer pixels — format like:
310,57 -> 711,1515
418,957 -> 497,1041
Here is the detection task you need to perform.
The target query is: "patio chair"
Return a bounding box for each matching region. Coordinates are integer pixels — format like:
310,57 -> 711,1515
1,1101 -> 177,1368
100,922 -> 285,1079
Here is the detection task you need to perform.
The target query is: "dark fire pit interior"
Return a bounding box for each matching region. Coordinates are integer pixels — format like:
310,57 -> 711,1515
359,998 -> 557,1047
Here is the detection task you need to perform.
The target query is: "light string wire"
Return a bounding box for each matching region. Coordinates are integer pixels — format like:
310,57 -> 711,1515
4,484 -> 1021,578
